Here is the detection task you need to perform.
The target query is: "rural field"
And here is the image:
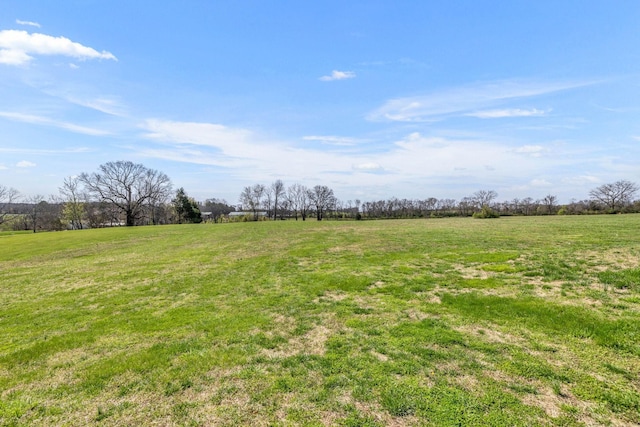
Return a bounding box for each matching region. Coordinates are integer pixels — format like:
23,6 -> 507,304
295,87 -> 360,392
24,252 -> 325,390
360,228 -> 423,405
1,215 -> 639,426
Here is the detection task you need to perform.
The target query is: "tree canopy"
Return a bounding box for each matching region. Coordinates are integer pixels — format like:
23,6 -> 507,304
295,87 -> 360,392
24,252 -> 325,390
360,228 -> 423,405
589,180 -> 639,212
80,161 -> 172,226
173,187 -> 202,223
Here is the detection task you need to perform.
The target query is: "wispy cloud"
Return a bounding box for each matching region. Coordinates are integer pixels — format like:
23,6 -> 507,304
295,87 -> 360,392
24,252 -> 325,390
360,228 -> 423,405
133,115 -> 612,203
368,79 -> 592,122
142,119 -> 253,152
0,147 -> 91,154
530,178 -> 552,187
139,120 -> 573,198
16,19 -> 41,28
0,30 -> 117,66
561,175 -> 601,185
352,162 -> 383,172
0,111 -> 111,136
37,86 -> 128,116
467,108 -> 547,119
68,96 -> 127,116
514,145 -> 548,157
319,70 -> 356,81
303,135 -> 363,146
16,160 -> 36,168
139,119 -> 373,183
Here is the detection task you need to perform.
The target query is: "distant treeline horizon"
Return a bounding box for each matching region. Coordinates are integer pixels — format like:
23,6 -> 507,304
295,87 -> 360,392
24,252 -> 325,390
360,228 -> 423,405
1,160 -> 638,231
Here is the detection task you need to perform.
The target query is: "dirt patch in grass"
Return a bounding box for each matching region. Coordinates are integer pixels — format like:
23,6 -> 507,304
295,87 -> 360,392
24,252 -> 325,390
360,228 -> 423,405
517,383 -> 635,427
350,397 -> 420,427
483,367 -> 637,427
263,317 -> 337,358
453,264 -> 493,280
403,308 -> 431,321
326,245 -> 364,256
577,249 -> 640,271
370,350 -> 389,362
368,280 -> 386,290
455,324 -> 524,346
314,291 -> 348,303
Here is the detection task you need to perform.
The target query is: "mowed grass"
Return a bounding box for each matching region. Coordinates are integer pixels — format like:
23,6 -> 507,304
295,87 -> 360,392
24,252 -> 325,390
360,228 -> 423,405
1,215 -> 640,426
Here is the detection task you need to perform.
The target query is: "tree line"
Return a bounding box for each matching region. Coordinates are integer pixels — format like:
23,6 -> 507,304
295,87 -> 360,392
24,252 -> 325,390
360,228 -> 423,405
0,160 -> 638,232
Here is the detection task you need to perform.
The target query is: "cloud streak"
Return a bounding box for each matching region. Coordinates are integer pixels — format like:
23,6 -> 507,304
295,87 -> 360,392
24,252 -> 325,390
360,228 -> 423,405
368,79 -> 591,122
0,147 -> 91,154
0,111 -> 111,136
514,145 -> 548,157
467,108 -> 547,119
16,160 -> 36,168
0,30 -> 117,65
303,135 -> 363,146
319,70 -> 356,81
16,20 -> 41,28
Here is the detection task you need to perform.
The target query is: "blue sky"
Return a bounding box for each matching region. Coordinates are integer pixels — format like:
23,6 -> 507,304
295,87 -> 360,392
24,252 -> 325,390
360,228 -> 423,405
1,1 -> 639,204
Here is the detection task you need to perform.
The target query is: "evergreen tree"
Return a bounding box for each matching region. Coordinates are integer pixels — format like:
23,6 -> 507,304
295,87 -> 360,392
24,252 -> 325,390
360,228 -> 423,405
172,188 -> 202,223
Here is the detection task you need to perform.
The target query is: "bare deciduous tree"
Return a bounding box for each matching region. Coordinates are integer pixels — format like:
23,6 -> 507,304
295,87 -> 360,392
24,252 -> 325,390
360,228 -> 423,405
59,176 -> 85,229
239,184 -> 266,220
541,194 -> 558,215
589,180 -> 639,212
472,190 -> 498,210
26,194 -> 45,233
271,179 -> 285,220
308,185 -> 335,221
80,161 -> 172,226
0,185 -> 19,225
286,183 -> 310,221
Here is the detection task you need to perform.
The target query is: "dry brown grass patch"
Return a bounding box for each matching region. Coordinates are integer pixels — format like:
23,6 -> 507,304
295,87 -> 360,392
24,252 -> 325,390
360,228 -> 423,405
263,315 -> 338,358
577,249 -> 640,271
452,264 -> 493,280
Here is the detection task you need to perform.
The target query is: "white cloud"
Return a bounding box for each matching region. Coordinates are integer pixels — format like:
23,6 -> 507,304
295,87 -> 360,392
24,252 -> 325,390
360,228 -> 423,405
561,175 -> 601,185
16,160 -> 36,168
530,178 -> 552,187
138,120 -> 587,201
385,132 -> 548,180
68,96 -> 126,116
353,162 -> 383,172
467,108 -> 546,119
514,145 -> 548,157
0,111 -> 111,136
368,79 -> 591,122
303,135 -> 362,146
0,48 -> 31,65
515,145 -> 545,153
0,30 -> 117,66
0,164 -> 7,170
319,70 -> 356,81
0,147 -> 91,154
38,87 -> 128,116
140,119 -> 386,186
143,119 -> 253,151
16,20 -> 41,28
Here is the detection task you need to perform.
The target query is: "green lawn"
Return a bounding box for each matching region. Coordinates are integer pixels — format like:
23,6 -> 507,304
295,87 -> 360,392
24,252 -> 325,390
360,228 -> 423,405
1,215 -> 639,426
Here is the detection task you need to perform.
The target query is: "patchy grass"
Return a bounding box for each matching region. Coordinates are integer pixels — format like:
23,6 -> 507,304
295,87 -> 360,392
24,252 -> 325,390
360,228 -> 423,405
599,268 -> 640,291
1,215 -> 640,425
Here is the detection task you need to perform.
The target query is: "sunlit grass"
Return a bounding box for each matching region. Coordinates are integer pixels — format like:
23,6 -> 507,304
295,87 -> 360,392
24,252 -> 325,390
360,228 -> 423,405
1,215 -> 639,425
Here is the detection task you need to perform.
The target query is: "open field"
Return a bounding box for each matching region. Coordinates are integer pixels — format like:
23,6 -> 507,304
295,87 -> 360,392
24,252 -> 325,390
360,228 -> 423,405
1,215 -> 640,426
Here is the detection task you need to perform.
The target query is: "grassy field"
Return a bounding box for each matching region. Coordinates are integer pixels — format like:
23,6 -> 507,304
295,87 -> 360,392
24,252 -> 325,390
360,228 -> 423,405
1,215 -> 639,426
